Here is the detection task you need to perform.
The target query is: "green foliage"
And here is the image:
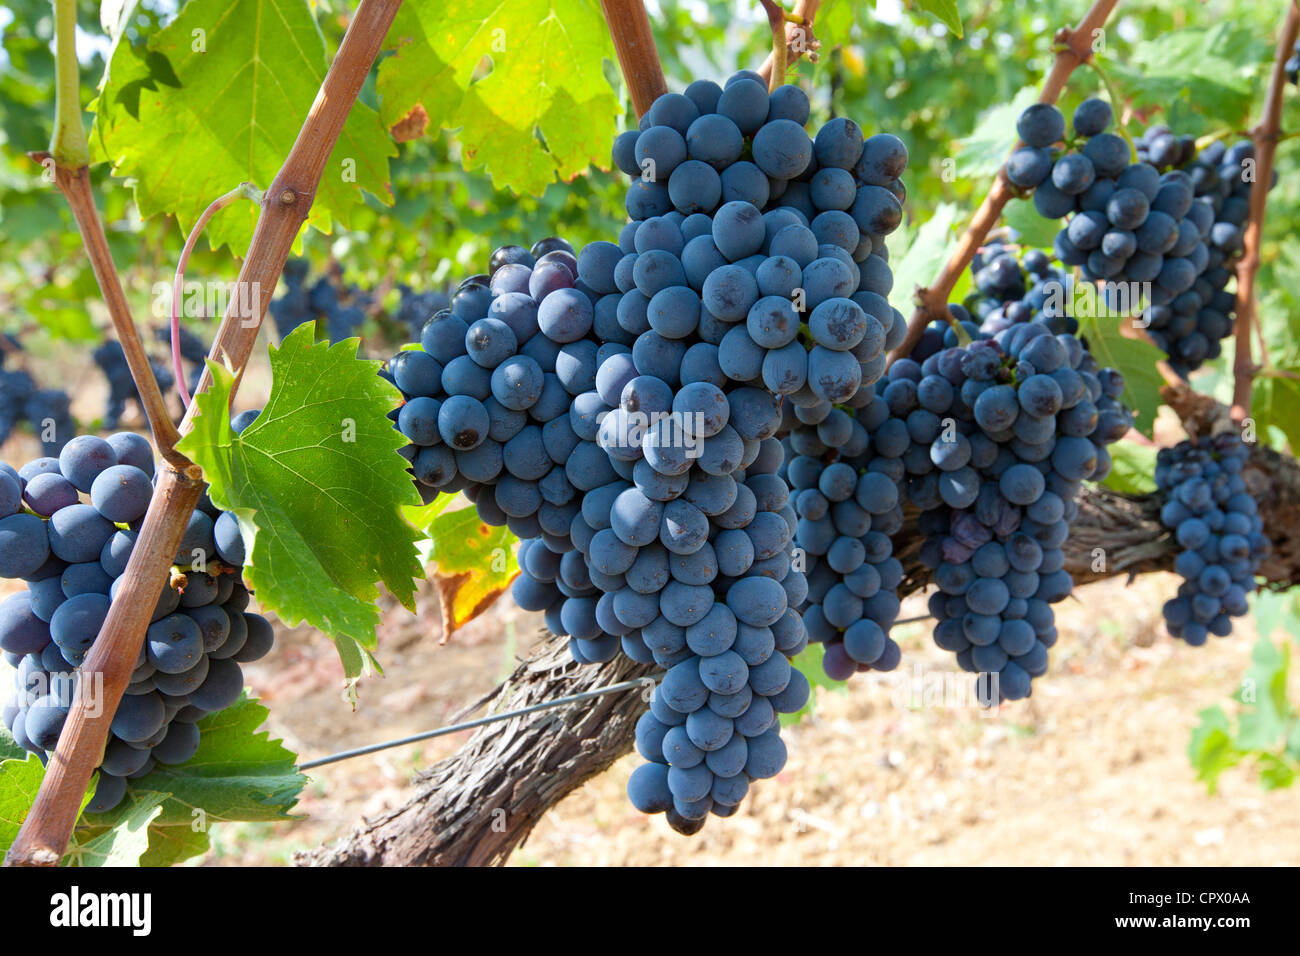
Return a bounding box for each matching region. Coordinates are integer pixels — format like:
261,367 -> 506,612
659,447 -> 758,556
0,753 -> 53,856
954,86 -> 1039,179
91,0 -> 397,254
177,327 -> 424,676
66,792 -> 166,867
380,0 -> 619,196
911,0 -> 963,37
71,697 -> 304,867
0,725 -> 23,762
1105,24 -> 1267,135
1245,240 -> 1300,451
1189,633 -> 1300,793
1001,198 -> 1060,250
1101,440 -> 1159,495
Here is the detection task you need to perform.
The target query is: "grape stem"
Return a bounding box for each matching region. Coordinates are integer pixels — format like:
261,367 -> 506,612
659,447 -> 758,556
171,182 -> 264,408
1230,0 -> 1300,422
33,0 -> 185,466
757,0 -> 789,91
758,0 -> 821,85
1085,58 -> 1136,158
49,0 -> 88,168
890,0 -> 1121,363
5,0 -> 404,868
599,0 -> 669,118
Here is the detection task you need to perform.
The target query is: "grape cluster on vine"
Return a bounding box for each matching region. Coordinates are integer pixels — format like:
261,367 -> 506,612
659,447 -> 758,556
1136,133 -> 1269,375
1009,99 -> 1212,306
384,67 -> 916,832
908,319 -> 1131,700
1156,434 -> 1270,644
0,431 -> 272,813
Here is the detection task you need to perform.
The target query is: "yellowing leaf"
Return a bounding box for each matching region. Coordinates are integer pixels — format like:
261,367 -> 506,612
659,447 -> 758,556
415,502 -> 519,640
380,0 -> 619,196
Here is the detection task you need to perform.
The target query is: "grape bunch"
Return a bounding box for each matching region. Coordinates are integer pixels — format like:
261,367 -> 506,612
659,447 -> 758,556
0,351 -> 75,455
0,431 -> 272,814
1287,37 -> 1300,85
395,70 -> 912,830
93,340 -> 175,431
964,242 -> 1077,336
384,235 -> 619,530
269,261 -> 369,344
904,320 -> 1131,701
1134,133 -> 1270,375
394,285 -> 451,342
1009,99 -> 1212,299
586,72 -> 913,828
1156,434 -> 1271,644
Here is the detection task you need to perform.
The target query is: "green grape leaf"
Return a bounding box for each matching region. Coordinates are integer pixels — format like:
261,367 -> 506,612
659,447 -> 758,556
910,0 -> 963,37
1234,639 -> 1291,751
0,725 -> 24,763
1002,197 -> 1060,250
954,86 -> 1038,180
0,754 -> 48,856
379,0 -> 619,196
90,0 -> 396,254
72,696 -> 304,868
1073,314 -> 1164,438
417,501 -> 519,640
1104,26 -> 1266,134
176,327 -> 423,673
0,751 -> 96,860
1251,374 -> 1300,454
887,202 -> 961,315
1249,588 -> 1300,645
1187,706 -> 1241,794
1100,440 -> 1158,495
65,791 -> 166,867
1256,753 -> 1298,791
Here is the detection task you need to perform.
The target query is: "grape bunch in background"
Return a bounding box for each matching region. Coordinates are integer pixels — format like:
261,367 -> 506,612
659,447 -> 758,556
269,260 -> 370,345
902,316 -> 1131,701
0,338 -> 76,455
1008,98 -> 1212,301
93,340 -> 176,431
1156,434 -> 1271,644
394,285 -> 451,342
1134,132 -> 1271,375
0,431 -> 273,814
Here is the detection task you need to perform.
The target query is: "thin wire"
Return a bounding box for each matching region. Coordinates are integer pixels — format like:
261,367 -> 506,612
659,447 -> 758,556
893,613 -> 934,626
297,675 -> 658,771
